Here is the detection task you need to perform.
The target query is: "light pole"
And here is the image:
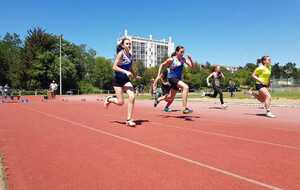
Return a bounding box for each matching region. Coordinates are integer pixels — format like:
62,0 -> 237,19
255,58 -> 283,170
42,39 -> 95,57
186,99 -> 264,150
59,35 -> 62,95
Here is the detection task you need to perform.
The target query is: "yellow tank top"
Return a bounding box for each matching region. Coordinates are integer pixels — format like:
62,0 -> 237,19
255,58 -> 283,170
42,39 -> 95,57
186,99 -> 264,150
254,65 -> 271,86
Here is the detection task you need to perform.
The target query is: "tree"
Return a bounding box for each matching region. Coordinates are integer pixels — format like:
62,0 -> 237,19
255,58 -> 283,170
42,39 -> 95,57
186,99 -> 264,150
0,39 -> 10,84
272,63 -> 281,79
282,62 -> 297,79
23,27 -> 58,89
0,33 -> 23,87
244,63 -> 256,71
88,56 -> 113,90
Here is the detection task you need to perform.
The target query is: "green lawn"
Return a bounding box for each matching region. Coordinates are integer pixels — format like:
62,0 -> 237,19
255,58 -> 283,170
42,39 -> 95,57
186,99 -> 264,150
134,90 -> 300,100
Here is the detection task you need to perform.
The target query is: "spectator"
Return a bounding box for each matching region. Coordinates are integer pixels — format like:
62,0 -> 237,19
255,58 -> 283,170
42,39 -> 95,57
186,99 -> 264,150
49,80 -> 58,99
4,84 -> 11,99
228,80 -> 236,97
0,85 -> 3,97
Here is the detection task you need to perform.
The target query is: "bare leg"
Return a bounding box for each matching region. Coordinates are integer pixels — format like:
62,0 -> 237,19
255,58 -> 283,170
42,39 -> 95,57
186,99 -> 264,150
259,88 -> 271,110
157,95 -> 167,102
106,86 -> 124,106
252,91 -> 266,103
165,89 -> 177,108
125,87 -> 135,121
177,81 -> 189,109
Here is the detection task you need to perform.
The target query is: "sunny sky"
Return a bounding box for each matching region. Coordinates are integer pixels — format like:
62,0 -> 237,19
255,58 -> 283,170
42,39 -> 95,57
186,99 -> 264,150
1,0 -> 300,66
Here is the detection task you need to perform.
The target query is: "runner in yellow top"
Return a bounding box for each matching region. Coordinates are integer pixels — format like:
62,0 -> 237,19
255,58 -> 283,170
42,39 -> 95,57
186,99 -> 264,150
249,56 -> 275,118
254,64 -> 271,86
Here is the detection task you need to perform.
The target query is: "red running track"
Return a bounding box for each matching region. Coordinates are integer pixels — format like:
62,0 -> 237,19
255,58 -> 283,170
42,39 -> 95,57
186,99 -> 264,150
0,97 -> 300,190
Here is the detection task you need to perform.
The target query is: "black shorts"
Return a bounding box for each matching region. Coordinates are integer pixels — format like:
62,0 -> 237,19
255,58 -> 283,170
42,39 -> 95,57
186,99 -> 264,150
255,84 -> 267,91
112,77 -> 131,87
168,78 -> 180,90
212,85 -> 222,92
161,84 -> 171,95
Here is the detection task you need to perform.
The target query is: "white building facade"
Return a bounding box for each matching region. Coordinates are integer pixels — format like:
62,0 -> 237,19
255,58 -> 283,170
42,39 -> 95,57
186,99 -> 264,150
118,30 -> 174,68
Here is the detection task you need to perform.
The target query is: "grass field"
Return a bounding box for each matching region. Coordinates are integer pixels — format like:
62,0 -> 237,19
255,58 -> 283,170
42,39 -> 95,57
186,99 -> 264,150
134,90 -> 300,100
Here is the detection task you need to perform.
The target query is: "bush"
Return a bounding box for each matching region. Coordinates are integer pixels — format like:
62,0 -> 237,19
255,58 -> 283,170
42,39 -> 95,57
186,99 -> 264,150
78,81 -> 101,94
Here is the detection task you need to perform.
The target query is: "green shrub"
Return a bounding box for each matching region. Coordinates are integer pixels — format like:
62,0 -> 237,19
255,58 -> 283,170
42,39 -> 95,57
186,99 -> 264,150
78,81 -> 101,94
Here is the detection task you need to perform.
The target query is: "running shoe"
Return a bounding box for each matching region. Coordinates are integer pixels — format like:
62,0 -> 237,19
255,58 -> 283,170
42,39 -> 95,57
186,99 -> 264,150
163,107 -> 172,112
126,119 -> 136,127
266,112 -> 276,118
221,104 -> 228,109
104,96 -> 113,108
183,108 -> 193,114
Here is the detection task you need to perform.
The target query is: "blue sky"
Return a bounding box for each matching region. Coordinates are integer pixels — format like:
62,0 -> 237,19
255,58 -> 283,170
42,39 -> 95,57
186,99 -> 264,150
1,0 -> 300,66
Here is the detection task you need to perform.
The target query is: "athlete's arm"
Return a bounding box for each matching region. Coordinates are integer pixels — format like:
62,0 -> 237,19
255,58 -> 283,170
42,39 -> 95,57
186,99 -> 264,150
206,73 -> 213,86
156,58 -> 172,80
185,55 -> 194,68
251,70 -> 264,84
220,72 -> 225,79
153,74 -> 162,92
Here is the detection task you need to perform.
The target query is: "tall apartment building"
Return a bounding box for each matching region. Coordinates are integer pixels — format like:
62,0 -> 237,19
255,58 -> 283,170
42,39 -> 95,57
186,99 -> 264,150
117,30 -> 174,68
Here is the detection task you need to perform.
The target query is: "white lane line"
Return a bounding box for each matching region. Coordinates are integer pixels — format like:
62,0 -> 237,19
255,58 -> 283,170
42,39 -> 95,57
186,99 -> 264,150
149,120 -> 300,151
94,111 -> 300,151
24,107 -> 283,190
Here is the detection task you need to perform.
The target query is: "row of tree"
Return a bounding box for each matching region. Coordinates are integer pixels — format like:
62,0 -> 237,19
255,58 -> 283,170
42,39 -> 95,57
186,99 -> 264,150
0,28 -> 113,93
0,27 -> 299,93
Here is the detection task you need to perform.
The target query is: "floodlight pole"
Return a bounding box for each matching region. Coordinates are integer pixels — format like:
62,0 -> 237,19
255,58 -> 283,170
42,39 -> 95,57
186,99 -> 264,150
59,35 -> 62,95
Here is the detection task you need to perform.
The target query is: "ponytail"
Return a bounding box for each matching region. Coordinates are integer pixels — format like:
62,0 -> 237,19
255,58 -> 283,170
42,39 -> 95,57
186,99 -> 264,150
116,44 -> 123,54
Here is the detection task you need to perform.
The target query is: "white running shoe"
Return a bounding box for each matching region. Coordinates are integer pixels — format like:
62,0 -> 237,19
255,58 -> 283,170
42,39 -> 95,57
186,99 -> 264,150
266,112 -> 276,118
104,96 -> 113,109
221,104 -> 228,109
126,119 -> 136,127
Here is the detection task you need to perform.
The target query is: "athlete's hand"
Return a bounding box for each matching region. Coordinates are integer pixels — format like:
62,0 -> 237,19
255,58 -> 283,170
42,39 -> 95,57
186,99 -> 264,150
207,82 -> 211,87
136,76 -> 142,80
126,71 -> 133,77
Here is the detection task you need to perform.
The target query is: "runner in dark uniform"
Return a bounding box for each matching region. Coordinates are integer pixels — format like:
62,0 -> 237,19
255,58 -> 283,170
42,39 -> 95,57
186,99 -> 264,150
153,70 -> 174,112
103,37 -> 140,127
204,65 -> 228,108
155,46 -> 194,114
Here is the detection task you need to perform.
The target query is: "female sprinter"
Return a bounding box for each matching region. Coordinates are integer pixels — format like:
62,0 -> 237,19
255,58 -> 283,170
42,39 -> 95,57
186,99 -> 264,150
153,70 -> 174,112
249,56 -> 275,118
155,46 -> 194,114
104,38 -> 140,126
203,65 -> 228,108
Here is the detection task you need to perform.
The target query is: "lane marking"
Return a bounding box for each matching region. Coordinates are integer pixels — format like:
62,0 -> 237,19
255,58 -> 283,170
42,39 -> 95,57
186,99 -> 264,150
23,107 -> 283,190
150,120 -> 300,151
